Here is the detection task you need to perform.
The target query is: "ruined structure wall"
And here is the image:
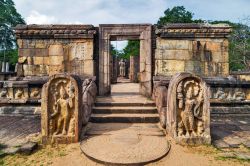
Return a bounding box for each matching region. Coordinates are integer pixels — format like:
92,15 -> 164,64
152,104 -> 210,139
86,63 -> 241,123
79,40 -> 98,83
154,24 -> 231,77
15,25 -> 96,78
155,38 -> 229,76
17,39 -> 94,76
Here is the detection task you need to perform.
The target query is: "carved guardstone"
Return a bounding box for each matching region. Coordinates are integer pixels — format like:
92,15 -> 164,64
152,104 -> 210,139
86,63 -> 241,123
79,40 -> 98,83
41,74 -> 82,144
166,72 -> 211,145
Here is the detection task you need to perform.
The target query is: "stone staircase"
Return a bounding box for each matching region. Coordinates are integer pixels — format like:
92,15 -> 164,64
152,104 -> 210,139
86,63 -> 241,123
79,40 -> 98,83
90,96 -> 159,123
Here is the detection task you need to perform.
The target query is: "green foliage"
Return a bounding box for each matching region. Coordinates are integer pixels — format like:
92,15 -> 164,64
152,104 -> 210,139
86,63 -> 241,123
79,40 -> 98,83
211,20 -> 250,71
0,0 -> 25,68
157,6 -> 203,26
0,49 -> 18,70
111,41 -> 140,60
120,40 -> 139,59
157,6 -> 250,71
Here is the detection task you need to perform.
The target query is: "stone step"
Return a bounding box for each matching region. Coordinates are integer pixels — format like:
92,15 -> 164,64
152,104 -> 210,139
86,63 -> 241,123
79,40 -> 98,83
92,106 -> 157,114
94,102 -> 155,107
90,114 -> 159,123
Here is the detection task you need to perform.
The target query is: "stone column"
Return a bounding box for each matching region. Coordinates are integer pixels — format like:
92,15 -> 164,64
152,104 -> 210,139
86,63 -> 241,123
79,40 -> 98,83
5,62 -> 9,72
129,55 -> 139,82
1,62 -> 5,72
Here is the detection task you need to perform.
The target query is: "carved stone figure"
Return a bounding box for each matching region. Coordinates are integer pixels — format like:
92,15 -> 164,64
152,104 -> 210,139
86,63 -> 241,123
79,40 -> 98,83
14,88 -> 24,99
41,74 -> 97,144
166,72 -> 211,145
214,87 -> 227,100
0,88 -> 8,98
41,74 -> 80,144
51,86 -> 74,135
30,88 -> 41,98
233,88 -> 246,101
119,59 -> 126,77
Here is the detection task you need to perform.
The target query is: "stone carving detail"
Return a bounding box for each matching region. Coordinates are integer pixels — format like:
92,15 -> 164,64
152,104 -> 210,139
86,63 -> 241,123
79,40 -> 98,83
233,88 -> 246,101
214,88 -> 227,100
41,74 -> 81,144
166,72 -> 211,145
0,88 -> 8,98
14,88 -> 25,99
30,88 -> 41,98
82,78 -> 97,125
41,74 -> 97,144
213,88 -> 246,101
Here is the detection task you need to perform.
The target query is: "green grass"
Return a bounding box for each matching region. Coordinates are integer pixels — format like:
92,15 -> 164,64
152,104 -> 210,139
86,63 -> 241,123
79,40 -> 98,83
0,159 -> 4,166
216,155 -> 250,163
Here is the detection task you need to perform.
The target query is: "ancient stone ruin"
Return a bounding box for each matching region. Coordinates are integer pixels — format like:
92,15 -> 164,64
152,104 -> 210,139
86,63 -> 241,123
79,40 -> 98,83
0,22 -> 249,164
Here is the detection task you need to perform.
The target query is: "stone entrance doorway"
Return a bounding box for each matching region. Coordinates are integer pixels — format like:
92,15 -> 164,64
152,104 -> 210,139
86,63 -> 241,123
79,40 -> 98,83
98,24 -> 152,97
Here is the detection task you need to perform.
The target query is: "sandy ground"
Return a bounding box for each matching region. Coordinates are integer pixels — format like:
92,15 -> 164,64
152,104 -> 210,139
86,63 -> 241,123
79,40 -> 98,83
1,141 -> 249,166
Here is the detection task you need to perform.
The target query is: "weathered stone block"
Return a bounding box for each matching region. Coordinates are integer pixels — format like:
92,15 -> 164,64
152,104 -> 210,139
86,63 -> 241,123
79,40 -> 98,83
211,51 -> 228,63
204,62 -> 229,76
155,49 -> 193,60
23,65 -> 36,76
48,65 -> 64,75
184,61 -> 204,75
83,60 -> 94,76
35,40 -> 47,48
19,48 -> 48,57
69,42 -> 93,61
49,55 -> 64,66
49,44 -> 64,56
155,60 -> 185,76
156,39 -> 192,50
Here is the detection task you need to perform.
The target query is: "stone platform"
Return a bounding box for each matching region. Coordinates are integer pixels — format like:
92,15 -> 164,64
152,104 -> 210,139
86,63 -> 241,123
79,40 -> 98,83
80,123 -> 170,165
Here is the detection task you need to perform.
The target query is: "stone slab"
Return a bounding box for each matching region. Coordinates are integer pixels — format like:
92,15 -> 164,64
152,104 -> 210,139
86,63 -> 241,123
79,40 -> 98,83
80,123 -> 170,165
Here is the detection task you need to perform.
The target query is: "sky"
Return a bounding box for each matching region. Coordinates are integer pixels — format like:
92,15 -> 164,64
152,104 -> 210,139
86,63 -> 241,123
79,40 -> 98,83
14,0 -> 250,50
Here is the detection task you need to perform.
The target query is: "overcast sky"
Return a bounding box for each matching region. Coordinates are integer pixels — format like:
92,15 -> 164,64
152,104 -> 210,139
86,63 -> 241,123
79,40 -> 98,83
14,0 -> 250,50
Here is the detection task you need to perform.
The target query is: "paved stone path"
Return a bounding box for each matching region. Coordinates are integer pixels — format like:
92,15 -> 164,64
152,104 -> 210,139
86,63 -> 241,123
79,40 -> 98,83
0,116 -> 40,148
211,116 -> 250,148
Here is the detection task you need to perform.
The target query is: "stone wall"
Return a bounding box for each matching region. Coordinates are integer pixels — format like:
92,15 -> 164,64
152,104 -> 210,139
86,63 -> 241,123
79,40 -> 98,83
14,25 -> 96,77
155,24 -> 231,77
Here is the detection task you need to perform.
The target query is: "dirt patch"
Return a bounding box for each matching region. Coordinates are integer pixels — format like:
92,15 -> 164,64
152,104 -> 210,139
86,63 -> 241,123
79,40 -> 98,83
1,141 -> 249,166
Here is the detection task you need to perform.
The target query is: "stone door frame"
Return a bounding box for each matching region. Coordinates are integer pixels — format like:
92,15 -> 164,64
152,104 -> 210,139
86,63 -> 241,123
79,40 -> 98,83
98,24 -> 152,97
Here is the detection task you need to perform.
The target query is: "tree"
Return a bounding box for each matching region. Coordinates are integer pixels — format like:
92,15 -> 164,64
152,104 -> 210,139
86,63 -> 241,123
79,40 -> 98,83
121,40 -> 140,59
211,19 -> 250,71
0,0 -> 25,67
157,6 -> 203,26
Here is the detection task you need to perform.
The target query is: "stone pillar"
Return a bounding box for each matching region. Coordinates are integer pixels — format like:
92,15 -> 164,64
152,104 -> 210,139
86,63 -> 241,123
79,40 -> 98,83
5,62 -> 9,72
1,62 -> 5,72
166,72 -> 211,145
129,55 -> 139,82
111,56 -> 118,83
